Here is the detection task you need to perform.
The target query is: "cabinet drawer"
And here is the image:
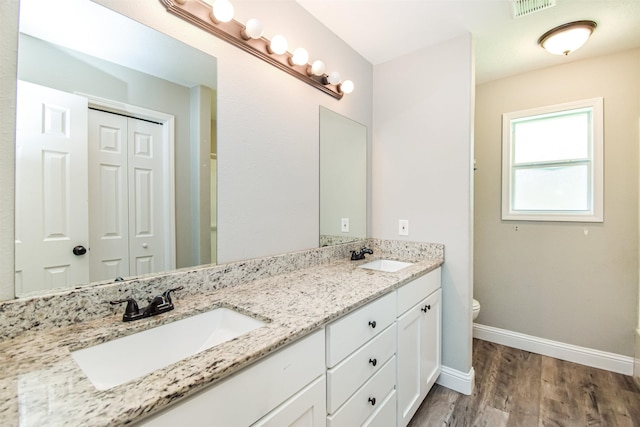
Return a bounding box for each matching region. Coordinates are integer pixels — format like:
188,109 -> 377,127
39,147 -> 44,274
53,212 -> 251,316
397,267 -> 441,316
327,324 -> 396,413
326,292 -> 396,367
363,389 -> 396,427
326,356 -> 396,427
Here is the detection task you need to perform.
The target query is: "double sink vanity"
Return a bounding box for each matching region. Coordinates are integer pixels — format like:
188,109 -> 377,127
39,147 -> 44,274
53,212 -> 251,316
0,239 -> 443,426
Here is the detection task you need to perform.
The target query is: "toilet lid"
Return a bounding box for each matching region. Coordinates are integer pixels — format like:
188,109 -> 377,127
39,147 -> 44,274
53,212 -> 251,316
472,299 -> 480,310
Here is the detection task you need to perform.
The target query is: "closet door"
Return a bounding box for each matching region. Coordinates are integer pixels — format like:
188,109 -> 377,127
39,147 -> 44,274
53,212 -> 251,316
88,110 -> 166,281
127,117 -> 166,276
88,110 -> 130,281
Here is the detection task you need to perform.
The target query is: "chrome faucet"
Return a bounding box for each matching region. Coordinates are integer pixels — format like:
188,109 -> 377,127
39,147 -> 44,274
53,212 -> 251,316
110,286 -> 184,322
351,247 -> 373,261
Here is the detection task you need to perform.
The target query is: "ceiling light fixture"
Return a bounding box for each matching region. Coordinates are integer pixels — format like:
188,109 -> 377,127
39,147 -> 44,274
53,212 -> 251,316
537,20 -> 597,56
161,0 -> 352,99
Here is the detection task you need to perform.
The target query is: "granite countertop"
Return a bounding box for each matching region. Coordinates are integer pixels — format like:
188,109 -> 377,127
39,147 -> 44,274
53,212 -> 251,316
0,254 -> 442,427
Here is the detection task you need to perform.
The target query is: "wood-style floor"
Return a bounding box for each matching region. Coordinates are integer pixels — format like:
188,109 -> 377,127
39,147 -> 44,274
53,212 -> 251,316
408,339 -> 640,427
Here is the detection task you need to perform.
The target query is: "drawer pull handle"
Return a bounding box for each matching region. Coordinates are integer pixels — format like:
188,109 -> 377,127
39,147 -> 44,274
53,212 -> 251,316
421,304 -> 431,313
368,320 -> 377,329
368,397 -> 376,406
369,358 -> 377,367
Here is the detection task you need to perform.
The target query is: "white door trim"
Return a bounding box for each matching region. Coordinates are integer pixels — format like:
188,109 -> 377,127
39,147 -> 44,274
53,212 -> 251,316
82,94 -> 176,272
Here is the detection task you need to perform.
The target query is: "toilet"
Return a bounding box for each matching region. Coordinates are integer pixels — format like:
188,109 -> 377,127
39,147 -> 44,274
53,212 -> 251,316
472,298 -> 481,321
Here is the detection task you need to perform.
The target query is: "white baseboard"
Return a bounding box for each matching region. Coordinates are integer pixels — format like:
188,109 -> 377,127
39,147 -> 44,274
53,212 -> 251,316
436,365 -> 475,395
473,323 -> 633,376
634,328 -> 640,382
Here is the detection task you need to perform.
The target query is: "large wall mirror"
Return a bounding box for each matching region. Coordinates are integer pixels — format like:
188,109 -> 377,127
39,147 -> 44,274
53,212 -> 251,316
10,0 -> 369,300
319,106 -> 366,247
14,0 -> 217,297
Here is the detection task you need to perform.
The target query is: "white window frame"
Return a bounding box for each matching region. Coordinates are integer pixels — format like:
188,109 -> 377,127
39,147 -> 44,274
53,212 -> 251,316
501,97 -> 604,222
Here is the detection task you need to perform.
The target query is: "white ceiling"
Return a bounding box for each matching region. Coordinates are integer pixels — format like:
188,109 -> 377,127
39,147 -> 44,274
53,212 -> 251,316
296,0 -> 640,84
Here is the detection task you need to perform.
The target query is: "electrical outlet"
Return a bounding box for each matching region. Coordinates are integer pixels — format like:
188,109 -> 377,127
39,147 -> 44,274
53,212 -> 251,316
399,219 -> 409,236
341,218 -> 349,233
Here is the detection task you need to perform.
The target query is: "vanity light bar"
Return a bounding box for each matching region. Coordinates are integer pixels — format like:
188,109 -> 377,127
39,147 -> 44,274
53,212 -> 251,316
162,0 -> 353,100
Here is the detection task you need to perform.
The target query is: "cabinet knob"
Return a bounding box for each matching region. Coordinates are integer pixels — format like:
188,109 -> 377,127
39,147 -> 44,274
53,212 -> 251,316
368,320 -> 377,329
421,304 -> 431,313
368,397 -> 376,406
369,358 -> 377,367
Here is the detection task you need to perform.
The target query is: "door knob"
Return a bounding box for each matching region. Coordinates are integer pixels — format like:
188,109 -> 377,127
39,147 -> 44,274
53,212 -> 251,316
72,245 -> 87,256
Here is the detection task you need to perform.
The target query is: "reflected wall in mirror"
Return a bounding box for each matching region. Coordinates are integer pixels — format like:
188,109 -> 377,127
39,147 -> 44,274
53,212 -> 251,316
14,0 -> 217,297
319,106 -> 367,247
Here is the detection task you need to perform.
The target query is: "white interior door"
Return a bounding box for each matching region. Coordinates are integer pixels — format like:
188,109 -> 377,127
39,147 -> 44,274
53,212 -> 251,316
88,110 -> 166,281
88,110 -> 129,281
127,117 -> 166,276
15,80 -> 89,295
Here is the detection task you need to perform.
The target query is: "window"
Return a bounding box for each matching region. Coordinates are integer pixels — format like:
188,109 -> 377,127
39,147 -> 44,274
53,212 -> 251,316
502,98 -> 603,222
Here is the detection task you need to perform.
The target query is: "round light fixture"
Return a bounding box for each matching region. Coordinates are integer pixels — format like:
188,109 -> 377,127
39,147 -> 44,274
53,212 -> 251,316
326,71 -> 341,85
242,18 -> 264,40
210,0 -> 234,23
537,20 -> 597,56
309,60 -> 326,76
339,80 -> 354,94
269,35 -> 288,55
290,48 -> 310,66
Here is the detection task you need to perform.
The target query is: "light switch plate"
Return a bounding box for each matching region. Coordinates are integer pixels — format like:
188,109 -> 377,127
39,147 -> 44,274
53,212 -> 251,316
341,218 -> 349,233
399,219 -> 409,236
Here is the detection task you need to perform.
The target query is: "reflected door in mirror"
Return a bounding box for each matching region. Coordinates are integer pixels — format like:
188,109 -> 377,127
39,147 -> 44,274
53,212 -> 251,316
15,81 -> 90,295
88,110 -> 167,282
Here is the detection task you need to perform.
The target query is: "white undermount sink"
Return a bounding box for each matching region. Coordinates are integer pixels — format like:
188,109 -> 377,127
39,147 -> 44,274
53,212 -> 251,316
71,307 -> 266,390
358,259 -> 414,273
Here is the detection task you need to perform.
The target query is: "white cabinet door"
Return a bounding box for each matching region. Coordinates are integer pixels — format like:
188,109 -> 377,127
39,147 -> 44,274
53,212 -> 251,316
397,302 -> 422,427
422,288 -> 442,394
252,376 -> 326,427
137,330 -> 325,427
397,288 -> 442,427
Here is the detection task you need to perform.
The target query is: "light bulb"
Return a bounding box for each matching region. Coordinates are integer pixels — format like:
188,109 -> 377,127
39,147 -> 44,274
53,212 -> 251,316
269,35 -> 288,55
339,80 -> 354,94
211,0 -> 234,23
290,48 -> 309,66
326,71 -> 341,85
309,60 -> 325,76
242,18 -> 263,40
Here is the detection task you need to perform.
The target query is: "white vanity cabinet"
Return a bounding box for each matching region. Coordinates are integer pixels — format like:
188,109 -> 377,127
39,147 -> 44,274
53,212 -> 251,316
325,291 -> 397,427
137,330 -> 325,427
396,268 -> 442,427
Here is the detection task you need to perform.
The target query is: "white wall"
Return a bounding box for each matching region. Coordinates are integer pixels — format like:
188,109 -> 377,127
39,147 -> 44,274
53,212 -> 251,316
475,48 -> 640,357
372,34 -> 475,375
0,0 -> 373,298
92,0 -> 374,264
0,0 -> 18,300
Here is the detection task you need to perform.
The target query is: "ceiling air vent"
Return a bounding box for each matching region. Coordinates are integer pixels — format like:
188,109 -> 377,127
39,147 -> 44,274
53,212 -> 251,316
512,0 -> 556,18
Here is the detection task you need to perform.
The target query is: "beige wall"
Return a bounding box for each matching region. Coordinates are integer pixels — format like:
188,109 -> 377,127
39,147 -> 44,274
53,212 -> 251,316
475,48 -> 640,356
